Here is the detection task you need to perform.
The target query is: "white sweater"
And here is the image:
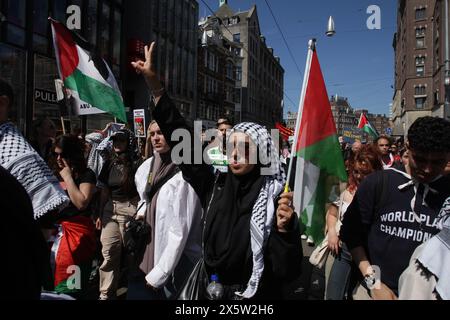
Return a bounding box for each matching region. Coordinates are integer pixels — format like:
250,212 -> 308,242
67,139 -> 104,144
135,158 -> 203,288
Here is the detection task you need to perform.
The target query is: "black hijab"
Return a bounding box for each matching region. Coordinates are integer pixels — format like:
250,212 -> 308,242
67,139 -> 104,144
204,165 -> 264,276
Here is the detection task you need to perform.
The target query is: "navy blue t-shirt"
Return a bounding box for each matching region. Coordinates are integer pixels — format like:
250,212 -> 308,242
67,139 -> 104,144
341,169 -> 450,293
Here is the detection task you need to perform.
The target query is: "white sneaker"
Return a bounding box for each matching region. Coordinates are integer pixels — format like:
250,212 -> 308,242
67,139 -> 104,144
307,236 -> 315,246
301,234 -> 308,240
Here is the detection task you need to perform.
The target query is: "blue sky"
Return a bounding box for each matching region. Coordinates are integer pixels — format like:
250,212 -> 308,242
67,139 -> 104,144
199,0 -> 397,116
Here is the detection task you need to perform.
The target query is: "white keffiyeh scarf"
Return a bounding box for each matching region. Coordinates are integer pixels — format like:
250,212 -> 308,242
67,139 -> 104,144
418,197 -> 450,300
0,123 -> 69,219
230,122 -> 285,299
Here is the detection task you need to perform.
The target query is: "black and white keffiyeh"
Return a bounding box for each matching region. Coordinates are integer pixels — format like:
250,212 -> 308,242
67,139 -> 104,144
85,132 -> 105,177
0,123 -> 69,219
418,197 -> 450,300
230,122 -> 285,299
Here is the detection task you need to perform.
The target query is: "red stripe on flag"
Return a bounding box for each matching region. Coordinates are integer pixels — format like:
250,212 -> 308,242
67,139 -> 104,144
297,51 -> 337,151
51,21 -> 79,80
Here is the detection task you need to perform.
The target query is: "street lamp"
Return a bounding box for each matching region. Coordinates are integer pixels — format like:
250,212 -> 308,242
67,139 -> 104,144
326,16 -> 336,37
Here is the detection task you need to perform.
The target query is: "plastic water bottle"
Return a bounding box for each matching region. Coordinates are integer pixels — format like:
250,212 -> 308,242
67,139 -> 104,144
206,274 -> 224,300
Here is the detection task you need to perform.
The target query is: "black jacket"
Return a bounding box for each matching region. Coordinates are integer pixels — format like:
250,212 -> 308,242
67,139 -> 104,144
153,93 -> 303,299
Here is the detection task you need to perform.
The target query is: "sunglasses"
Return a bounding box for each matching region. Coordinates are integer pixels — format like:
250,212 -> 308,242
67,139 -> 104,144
52,151 -> 67,158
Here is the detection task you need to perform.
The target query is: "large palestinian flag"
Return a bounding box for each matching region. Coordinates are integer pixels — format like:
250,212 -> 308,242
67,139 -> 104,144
293,43 -> 347,243
50,19 -> 127,122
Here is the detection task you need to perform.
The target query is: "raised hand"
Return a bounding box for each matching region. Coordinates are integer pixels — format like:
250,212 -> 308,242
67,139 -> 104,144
131,42 -> 163,95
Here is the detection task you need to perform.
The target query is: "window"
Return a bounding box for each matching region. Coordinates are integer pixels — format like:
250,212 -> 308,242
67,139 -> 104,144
226,62 -> 234,79
416,65 -> 425,76
434,90 -> 440,105
87,0 -> 98,45
99,2 -> 111,59
112,9 -> 122,66
415,85 -> 426,95
415,97 -> 426,109
233,33 -> 240,43
52,0 -> 67,23
415,56 -> 425,65
6,0 -> 26,46
416,37 -> 425,48
415,8 -> 426,20
415,27 -> 426,37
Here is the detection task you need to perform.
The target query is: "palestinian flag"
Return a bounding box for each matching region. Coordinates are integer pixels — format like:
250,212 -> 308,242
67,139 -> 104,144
292,43 -> 347,243
358,113 -> 379,139
52,216 -> 96,296
276,122 -> 294,141
50,19 -> 127,122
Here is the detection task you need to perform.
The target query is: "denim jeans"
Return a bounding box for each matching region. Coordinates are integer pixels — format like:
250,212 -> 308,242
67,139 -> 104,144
326,242 -> 354,300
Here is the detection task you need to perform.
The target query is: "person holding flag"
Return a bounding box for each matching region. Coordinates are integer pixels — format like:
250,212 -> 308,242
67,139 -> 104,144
131,42 -> 302,300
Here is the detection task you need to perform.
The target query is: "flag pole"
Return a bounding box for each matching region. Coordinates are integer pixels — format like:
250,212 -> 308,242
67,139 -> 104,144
284,39 -> 317,193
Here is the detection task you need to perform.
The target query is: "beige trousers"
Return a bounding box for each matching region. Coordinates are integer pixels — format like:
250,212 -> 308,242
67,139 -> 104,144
99,200 -> 137,299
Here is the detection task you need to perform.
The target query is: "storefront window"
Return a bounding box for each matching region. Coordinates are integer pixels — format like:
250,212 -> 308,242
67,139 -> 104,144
6,0 -> 26,46
0,44 -> 27,131
33,55 -> 60,124
33,0 -> 49,53
87,0 -> 98,45
6,0 -> 25,27
99,2 -> 110,59
52,0 -> 67,23
112,8 -> 121,65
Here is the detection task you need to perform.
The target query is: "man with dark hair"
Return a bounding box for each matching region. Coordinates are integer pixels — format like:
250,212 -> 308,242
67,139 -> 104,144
375,134 -> 394,169
0,78 -> 68,219
341,116 -> 450,300
206,117 -> 234,173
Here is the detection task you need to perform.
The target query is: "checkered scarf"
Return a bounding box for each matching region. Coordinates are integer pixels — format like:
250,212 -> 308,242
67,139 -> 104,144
85,132 -> 105,177
418,197 -> 450,300
230,122 -> 285,299
0,122 -> 69,219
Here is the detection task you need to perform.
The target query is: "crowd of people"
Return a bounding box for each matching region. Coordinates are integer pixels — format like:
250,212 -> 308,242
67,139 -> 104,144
1,41 -> 450,301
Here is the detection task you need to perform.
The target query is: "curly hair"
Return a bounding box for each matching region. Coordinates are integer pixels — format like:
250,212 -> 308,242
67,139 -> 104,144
408,117 -> 450,153
347,145 -> 383,193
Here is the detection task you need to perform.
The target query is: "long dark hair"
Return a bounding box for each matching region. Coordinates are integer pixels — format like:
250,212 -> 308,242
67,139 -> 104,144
50,135 -> 87,180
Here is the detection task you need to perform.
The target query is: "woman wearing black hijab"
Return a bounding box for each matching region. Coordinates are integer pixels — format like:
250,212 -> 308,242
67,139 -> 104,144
132,43 -> 302,300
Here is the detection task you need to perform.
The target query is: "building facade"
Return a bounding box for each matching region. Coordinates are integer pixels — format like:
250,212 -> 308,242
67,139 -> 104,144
393,0 -> 438,136
285,111 -> 297,131
214,0 -> 284,128
123,0 -> 199,124
0,0 -> 123,135
197,14 -> 242,127
432,0 -> 450,120
330,95 -> 357,136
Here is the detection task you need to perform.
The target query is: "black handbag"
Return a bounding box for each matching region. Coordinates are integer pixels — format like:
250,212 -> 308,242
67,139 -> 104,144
176,258 -> 209,300
124,210 -> 151,257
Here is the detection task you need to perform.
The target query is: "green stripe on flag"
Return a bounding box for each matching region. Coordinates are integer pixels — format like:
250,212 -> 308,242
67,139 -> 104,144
363,125 -> 378,139
64,69 -> 127,122
300,172 -> 338,243
297,135 -> 348,182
